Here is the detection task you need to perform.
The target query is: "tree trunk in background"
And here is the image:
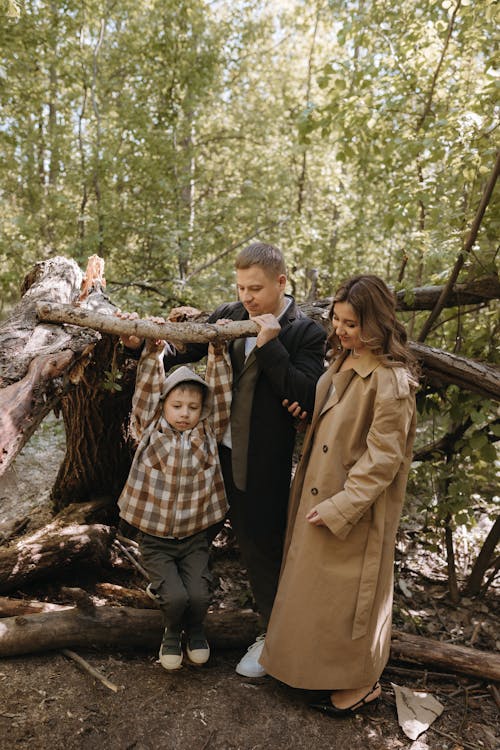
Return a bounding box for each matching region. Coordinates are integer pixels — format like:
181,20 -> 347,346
462,515 -> 500,597
51,336 -> 136,510
0,255 -> 137,514
0,500 -> 113,594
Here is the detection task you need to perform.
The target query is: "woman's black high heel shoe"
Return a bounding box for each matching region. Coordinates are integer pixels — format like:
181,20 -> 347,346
310,682 -> 381,717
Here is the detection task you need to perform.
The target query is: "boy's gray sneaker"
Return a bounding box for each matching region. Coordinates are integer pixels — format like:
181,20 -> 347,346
235,634 -> 267,677
159,628 -> 182,670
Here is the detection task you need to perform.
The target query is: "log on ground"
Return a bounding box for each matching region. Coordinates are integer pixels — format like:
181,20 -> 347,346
390,629 -> 500,682
0,605 -> 498,683
0,605 -> 261,655
0,597 -> 70,617
0,582 -> 156,617
0,501 -> 114,594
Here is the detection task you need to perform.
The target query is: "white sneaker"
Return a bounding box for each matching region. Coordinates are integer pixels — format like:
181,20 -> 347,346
235,634 -> 267,677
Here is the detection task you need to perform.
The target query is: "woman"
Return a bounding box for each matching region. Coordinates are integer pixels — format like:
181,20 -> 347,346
259,275 -> 419,716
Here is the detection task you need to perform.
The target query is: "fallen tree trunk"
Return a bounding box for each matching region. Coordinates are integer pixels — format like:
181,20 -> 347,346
396,274 -> 500,311
0,258 -> 137,503
409,342 -> 500,402
298,274 -> 500,315
0,256 -> 85,385
391,629 -> 500,682
2,255 -> 499,498
0,500 -> 114,594
0,584 -> 156,617
0,597 -> 70,617
0,605 -> 498,682
0,257 -> 101,475
0,523 -> 113,595
0,605 -> 260,655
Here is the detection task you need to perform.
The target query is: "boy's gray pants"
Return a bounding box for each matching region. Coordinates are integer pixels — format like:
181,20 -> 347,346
139,530 -> 212,632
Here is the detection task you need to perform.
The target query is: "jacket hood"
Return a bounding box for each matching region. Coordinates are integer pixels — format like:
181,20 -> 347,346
160,365 -> 213,421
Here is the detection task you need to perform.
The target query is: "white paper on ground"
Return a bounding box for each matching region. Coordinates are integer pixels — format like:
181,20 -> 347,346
409,739 -> 430,750
391,682 -> 444,741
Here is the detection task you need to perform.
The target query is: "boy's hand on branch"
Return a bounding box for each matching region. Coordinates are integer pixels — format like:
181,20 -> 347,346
115,310 -> 143,350
145,316 -> 167,349
210,318 -> 231,352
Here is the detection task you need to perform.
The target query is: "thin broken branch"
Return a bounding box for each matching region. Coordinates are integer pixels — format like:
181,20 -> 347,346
62,648 -> 119,692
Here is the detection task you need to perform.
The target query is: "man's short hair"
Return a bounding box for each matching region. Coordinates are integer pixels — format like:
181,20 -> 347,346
235,242 -> 286,276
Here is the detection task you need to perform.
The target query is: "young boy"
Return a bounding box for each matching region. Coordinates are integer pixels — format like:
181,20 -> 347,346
118,332 -> 232,670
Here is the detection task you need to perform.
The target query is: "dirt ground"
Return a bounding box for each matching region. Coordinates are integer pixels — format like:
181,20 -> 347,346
0,416 -> 498,750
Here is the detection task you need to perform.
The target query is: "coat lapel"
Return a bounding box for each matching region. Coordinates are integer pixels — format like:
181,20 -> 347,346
310,351 -> 381,428
231,336 -> 247,376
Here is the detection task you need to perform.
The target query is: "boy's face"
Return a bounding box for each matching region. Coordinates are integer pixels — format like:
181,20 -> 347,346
236,265 -> 286,318
163,386 -> 203,431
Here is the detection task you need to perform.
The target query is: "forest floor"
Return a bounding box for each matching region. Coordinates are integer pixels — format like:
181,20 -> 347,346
0,415 -> 498,750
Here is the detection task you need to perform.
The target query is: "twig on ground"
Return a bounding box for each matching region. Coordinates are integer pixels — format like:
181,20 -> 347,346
449,681 -> 482,699
487,683 -> 500,710
61,649 -> 119,692
199,730 -> 217,750
469,621 -> 482,645
384,664 -> 468,682
428,726 -> 479,750
113,538 -> 149,579
457,682 -> 469,735
116,533 -> 140,550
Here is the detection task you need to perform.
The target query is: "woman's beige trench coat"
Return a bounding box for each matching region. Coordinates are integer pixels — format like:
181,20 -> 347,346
260,351 -> 417,690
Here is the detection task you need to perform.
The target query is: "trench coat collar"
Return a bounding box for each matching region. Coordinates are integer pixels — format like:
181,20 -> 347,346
314,350 -> 381,421
330,349 -> 380,378
348,351 -> 381,379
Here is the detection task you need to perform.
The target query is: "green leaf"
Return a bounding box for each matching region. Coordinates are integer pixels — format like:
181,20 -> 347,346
480,442 -> 497,462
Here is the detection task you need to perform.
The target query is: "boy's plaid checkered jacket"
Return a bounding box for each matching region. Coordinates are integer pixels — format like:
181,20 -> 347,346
118,341 -> 232,539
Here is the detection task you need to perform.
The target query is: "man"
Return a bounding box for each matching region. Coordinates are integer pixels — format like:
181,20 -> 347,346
122,242 -> 326,676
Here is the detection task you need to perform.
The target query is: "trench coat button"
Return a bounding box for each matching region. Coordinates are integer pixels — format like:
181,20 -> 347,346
311,487 -> 318,495
322,445 -> 328,452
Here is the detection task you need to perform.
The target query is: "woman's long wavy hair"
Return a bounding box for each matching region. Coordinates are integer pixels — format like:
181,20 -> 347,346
328,274 -> 419,379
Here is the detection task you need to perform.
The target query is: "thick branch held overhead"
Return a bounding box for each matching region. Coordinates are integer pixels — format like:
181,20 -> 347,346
36,301 -> 258,346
